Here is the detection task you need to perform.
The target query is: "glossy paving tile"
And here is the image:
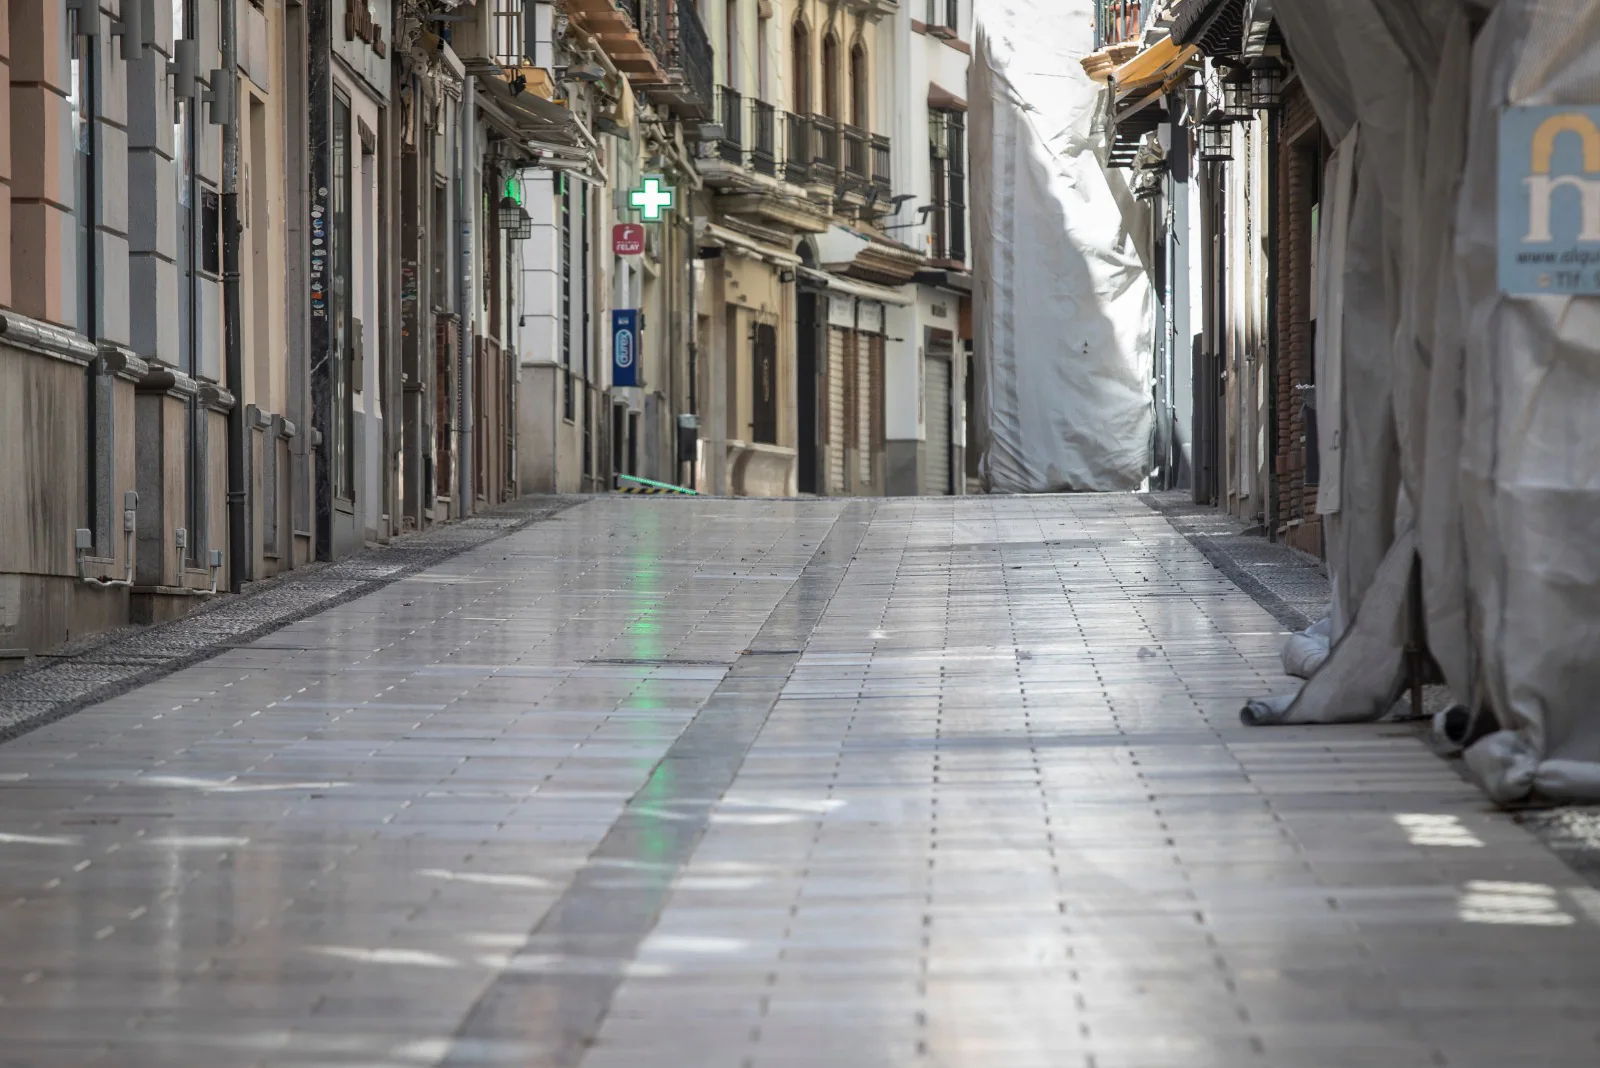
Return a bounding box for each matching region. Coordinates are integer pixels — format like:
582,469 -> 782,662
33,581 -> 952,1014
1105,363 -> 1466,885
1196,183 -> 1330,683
0,495 -> 1591,1068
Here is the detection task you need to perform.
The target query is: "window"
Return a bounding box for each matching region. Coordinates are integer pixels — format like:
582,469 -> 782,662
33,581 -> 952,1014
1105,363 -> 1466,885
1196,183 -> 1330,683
927,0 -> 959,33
757,14 -> 770,100
791,21 -> 810,113
491,0 -> 523,69
849,43 -> 868,129
331,92 -> 355,500
821,34 -> 839,119
432,182 -> 449,305
930,109 -> 967,264
724,0 -> 738,89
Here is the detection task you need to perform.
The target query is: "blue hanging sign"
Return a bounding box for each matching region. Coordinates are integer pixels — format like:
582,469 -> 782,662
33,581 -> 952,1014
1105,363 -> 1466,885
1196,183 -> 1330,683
1499,105 -> 1600,295
613,309 -> 639,387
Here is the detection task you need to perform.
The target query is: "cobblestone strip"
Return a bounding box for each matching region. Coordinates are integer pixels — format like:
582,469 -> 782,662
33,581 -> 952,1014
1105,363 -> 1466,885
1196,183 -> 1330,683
1141,490 -> 1330,631
0,497 -> 583,742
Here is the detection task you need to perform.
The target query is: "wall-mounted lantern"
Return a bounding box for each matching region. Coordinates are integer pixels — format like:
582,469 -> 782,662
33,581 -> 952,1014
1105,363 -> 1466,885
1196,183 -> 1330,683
1198,114 -> 1234,161
1250,64 -> 1284,110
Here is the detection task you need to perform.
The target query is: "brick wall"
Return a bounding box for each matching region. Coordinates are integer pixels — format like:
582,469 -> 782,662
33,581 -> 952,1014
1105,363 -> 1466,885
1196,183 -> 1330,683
1275,80 -> 1323,558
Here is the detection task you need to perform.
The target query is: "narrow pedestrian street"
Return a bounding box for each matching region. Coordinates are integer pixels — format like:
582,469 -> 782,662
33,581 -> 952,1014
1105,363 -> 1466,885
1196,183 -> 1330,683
0,496 -> 1593,1067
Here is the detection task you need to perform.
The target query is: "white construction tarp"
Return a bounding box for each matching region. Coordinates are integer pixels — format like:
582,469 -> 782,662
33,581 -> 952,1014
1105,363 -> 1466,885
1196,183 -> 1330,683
1244,0 -> 1600,804
970,0 -> 1155,493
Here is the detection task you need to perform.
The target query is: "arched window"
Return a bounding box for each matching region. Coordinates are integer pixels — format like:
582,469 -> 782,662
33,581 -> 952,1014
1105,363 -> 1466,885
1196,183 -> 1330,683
849,42 -> 869,129
791,20 -> 811,113
821,33 -> 840,119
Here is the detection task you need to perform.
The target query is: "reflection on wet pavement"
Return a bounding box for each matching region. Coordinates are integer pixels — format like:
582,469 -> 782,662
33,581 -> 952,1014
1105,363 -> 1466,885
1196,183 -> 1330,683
0,496 -> 1592,1067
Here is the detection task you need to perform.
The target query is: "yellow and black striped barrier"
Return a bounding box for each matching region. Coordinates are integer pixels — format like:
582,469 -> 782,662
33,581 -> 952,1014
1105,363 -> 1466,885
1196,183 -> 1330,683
615,474 -> 698,496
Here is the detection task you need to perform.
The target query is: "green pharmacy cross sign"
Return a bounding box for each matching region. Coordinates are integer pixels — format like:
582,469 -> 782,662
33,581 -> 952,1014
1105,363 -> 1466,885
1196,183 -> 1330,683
628,175 -> 675,221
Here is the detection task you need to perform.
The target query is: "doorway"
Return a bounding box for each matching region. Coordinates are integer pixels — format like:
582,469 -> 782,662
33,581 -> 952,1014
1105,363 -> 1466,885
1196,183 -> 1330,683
796,290 -> 820,494
752,322 -> 778,445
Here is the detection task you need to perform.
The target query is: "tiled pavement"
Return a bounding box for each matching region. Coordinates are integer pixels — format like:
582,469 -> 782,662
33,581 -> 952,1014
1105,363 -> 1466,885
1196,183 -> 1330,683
0,495 -> 1596,1067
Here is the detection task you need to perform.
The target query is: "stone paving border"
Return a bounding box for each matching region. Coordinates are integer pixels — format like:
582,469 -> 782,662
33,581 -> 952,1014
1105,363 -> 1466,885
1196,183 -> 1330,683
0,496 -> 584,744
1141,490 -> 1330,631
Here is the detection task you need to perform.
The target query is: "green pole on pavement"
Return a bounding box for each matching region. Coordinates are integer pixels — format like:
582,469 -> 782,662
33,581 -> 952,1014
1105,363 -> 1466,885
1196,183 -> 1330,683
616,473 -> 699,495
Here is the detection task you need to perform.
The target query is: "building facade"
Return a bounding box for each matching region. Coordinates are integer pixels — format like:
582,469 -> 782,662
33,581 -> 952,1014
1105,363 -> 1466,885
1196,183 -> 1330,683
3,0 -> 977,668
1092,0 -> 1324,552
1,0 -> 584,666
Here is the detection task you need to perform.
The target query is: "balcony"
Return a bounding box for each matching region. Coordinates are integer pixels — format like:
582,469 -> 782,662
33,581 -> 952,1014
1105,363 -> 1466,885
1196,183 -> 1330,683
1096,0 -> 1148,48
810,115 -> 841,182
716,86 -> 744,165
785,113 -> 812,185
923,0 -> 959,37
841,124 -> 870,188
750,101 -> 778,177
699,102 -> 896,219
1082,0 -> 1149,81
564,0 -> 712,118
870,135 -> 891,195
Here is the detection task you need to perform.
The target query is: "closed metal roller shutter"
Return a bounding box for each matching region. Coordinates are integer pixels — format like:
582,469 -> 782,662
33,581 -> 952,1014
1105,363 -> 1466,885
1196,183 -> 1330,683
923,355 -> 952,496
857,332 -> 873,489
827,327 -> 847,496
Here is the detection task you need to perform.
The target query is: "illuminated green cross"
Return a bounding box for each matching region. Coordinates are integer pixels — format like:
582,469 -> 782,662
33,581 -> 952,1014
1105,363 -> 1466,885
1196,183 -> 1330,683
629,175 -> 675,221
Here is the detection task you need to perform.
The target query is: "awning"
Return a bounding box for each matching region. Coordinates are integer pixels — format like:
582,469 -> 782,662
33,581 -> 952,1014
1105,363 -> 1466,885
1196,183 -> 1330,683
703,223 -> 802,267
1111,37 -> 1199,104
797,266 -> 914,306
1168,0 -> 1248,55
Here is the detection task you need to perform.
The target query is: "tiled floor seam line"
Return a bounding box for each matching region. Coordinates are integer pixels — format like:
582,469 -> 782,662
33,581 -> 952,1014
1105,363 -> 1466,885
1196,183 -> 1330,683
1140,494 -> 1318,632
442,500 -> 878,1068
0,498 -> 585,746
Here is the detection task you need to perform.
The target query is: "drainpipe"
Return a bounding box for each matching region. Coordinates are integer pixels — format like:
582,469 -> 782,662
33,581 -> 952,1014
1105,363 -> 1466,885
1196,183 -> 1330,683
1265,105 -> 1281,540
308,0 -> 333,559
219,0 -> 245,590
458,76 -> 476,516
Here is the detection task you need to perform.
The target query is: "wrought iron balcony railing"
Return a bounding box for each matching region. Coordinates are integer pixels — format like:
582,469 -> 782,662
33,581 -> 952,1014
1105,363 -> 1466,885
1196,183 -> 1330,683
870,134 -> 891,195
716,86 -> 744,164
784,112 -> 812,185
750,100 -> 778,177
810,115 -> 840,179
925,0 -> 958,34
841,123 -> 870,186
666,0 -> 713,118
1095,0 -> 1147,49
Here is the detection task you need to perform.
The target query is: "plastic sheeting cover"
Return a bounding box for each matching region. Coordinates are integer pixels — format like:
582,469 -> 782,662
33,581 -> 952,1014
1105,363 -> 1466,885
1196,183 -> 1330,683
970,0 -> 1155,493
1248,0 -> 1600,804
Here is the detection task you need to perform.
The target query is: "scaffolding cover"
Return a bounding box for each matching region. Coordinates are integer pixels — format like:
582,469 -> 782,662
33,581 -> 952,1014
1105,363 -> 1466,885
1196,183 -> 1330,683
970,0 -> 1155,493
1246,0 -> 1600,804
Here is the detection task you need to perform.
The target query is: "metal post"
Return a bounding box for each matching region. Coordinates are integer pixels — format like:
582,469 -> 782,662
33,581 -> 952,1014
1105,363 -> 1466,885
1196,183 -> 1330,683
221,0 -> 245,590
457,77 -> 476,516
